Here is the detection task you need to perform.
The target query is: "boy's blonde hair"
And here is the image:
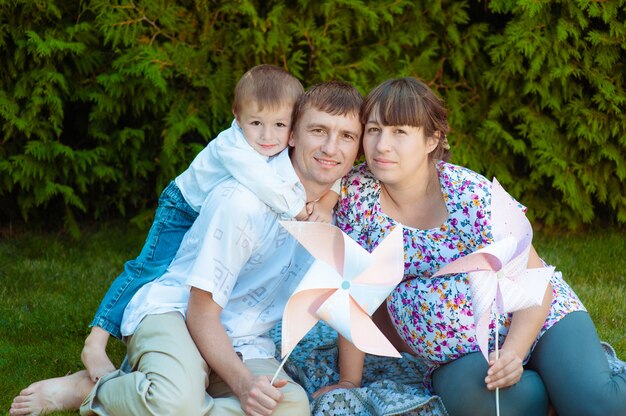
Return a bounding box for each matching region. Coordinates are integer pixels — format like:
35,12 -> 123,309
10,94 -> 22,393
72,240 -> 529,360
233,64 -> 304,114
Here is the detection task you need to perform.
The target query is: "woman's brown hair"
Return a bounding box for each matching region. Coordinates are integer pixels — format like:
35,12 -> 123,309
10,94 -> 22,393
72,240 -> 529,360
362,77 -> 450,161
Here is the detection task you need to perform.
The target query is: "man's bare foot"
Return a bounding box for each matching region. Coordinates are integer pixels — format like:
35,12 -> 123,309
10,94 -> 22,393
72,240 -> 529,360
10,370 -> 95,416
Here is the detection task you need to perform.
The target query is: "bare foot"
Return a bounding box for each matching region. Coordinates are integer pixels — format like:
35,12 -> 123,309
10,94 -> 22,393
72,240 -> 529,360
81,342 -> 116,382
10,370 -> 95,416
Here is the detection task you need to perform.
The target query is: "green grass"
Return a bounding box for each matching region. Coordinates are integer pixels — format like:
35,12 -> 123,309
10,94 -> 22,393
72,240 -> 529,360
533,228 -> 625,353
0,223 -> 624,413
0,223 -> 134,413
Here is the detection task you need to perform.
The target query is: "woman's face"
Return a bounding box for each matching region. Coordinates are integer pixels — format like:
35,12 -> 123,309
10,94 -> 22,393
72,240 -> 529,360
363,116 -> 438,187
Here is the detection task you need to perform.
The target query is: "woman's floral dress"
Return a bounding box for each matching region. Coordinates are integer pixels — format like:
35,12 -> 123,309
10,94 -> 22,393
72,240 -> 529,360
336,161 -> 585,382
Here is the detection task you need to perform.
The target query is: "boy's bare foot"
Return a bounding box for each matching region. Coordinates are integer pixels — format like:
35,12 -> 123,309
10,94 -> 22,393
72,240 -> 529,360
81,342 -> 116,382
9,370 -> 95,416
81,326 -> 115,382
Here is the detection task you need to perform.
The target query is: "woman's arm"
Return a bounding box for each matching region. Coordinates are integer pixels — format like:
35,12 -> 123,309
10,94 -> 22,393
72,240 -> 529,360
312,335 -> 365,397
485,245 -> 553,390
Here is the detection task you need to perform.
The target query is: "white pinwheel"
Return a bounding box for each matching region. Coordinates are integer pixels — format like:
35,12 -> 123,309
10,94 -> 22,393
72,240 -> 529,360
271,222 -> 405,383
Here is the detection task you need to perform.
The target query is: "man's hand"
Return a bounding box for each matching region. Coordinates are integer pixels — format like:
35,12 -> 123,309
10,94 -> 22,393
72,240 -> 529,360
237,375 -> 286,416
485,349 -> 523,390
187,289 -> 287,415
81,327 -> 116,382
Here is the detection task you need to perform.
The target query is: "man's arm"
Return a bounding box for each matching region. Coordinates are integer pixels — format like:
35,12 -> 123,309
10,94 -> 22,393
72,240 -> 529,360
186,287 -> 286,416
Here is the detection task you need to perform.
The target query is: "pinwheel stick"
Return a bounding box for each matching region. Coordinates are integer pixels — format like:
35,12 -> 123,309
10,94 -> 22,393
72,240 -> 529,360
270,351 -> 292,385
495,312 -> 501,416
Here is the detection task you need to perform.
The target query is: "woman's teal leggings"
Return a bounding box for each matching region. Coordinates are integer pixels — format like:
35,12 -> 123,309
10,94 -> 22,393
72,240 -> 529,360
432,311 -> 626,416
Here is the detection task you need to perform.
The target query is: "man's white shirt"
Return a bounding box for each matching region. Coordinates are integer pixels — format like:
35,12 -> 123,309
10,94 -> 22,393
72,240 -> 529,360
122,149 -> 313,360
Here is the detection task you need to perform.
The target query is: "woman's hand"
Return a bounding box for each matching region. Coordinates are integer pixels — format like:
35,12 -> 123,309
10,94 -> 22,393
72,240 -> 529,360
307,202 -> 333,223
312,380 -> 359,398
484,349 -> 523,390
482,245 -> 554,391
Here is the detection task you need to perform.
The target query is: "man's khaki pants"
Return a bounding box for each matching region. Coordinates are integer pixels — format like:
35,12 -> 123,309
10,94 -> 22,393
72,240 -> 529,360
80,312 -> 310,415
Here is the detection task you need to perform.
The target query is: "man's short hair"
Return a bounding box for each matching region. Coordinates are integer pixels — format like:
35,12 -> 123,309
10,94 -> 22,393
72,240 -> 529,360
291,81 -> 363,130
232,64 -> 304,113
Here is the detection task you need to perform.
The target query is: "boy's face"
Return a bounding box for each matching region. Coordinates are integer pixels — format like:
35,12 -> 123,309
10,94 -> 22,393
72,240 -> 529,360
235,101 -> 294,157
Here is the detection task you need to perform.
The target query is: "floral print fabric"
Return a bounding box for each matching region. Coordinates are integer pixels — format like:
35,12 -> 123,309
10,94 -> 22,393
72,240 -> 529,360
336,161 -> 586,371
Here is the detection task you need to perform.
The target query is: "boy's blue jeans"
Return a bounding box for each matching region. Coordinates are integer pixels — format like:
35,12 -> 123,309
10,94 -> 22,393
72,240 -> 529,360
90,181 -> 198,339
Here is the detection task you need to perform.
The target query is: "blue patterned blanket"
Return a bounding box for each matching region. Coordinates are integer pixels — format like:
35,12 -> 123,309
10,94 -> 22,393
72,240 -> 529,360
269,321 -> 626,416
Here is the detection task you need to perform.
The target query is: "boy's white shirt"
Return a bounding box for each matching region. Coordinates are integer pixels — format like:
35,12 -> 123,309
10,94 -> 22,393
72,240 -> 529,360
175,119 -> 306,219
122,150 -> 314,360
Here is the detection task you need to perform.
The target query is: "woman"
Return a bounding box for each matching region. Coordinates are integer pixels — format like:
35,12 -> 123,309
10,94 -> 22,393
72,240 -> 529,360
316,77 -> 626,415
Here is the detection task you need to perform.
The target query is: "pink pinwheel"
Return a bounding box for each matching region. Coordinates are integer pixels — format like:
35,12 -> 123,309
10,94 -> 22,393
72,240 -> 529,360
433,178 -> 554,415
277,221 -> 404,366
433,178 -> 554,361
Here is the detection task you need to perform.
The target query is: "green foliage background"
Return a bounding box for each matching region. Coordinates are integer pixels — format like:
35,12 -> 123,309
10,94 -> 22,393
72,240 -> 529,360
1,0 -> 625,234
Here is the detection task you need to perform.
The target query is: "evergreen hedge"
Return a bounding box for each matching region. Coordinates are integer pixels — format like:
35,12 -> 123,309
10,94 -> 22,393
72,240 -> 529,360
1,0 -> 624,234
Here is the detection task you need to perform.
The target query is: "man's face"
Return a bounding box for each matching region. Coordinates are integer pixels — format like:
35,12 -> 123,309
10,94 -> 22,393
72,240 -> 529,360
289,107 -> 362,193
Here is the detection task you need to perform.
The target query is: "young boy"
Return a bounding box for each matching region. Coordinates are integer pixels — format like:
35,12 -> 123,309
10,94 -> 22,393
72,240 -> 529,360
81,64 -> 339,382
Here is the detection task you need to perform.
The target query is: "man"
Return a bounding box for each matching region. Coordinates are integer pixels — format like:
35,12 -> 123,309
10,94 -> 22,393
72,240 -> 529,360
10,81 -> 363,416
